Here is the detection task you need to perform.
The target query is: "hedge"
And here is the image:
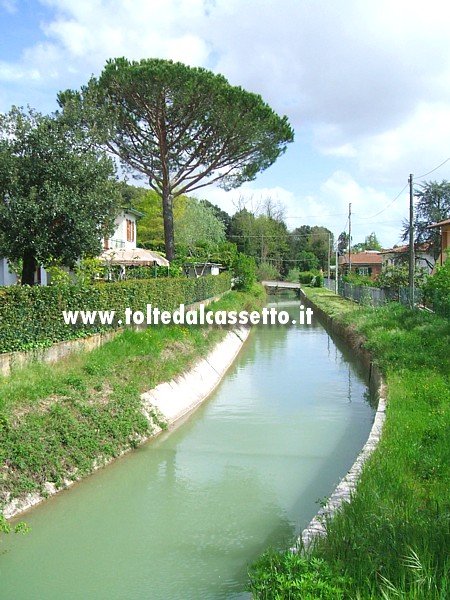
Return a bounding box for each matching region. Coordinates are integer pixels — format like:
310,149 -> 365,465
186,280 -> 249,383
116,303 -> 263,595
0,273 -> 231,353
298,271 -> 319,284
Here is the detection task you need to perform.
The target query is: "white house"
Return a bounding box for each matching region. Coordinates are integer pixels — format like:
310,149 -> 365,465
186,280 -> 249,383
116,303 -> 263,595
99,207 -> 169,270
103,208 -> 143,251
380,243 -> 435,274
0,207 -> 168,286
0,258 -> 48,286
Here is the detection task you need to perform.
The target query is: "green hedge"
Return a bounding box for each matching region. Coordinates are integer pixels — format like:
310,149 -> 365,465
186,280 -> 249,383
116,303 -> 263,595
298,271 -> 319,284
0,273 -> 231,353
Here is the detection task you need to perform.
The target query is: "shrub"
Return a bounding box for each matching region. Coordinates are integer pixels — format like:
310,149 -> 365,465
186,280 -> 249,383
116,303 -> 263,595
0,273 -> 231,353
313,272 -> 324,288
298,271 -> 319,284
342,273 -> 375,287
256,261 -> 280,281
422,256 -> 450,317
285,268 -> 300,282
232,253 -> 257,291
123,264 -> 181,279
377,264 -> 427,289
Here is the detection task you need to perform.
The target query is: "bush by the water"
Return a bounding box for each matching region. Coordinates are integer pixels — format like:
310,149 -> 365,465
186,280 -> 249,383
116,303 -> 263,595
298,271 -> 320,284
256,261 -> 280,282
0,273 -> 231,353
232,253 -> 257,292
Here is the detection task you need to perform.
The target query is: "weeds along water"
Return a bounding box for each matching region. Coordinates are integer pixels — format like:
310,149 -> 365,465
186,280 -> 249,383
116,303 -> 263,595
249,288 -> 450,600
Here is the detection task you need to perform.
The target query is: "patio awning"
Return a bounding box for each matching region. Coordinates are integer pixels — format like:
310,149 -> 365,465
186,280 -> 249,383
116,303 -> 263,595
99,247 -> 170,267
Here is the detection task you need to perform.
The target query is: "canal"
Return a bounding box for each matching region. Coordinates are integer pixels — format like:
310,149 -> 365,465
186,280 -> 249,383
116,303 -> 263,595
0,298 -> 376,599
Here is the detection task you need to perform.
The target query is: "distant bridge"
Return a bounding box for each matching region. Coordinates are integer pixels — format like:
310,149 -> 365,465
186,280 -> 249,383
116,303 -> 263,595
261,280 -> 301,292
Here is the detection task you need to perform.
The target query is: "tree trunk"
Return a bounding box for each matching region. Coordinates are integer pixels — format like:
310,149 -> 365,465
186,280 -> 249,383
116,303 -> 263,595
21,251 -> 37,286
162,187 -> 175,262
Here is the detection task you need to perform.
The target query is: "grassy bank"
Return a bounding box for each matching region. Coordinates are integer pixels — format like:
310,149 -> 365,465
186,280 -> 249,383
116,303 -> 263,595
249,287 -> 449,599
0,286 -> 265,528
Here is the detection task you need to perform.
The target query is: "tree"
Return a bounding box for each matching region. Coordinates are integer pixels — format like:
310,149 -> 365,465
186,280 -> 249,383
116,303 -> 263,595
296,251 -> 319,271
198,199 -> 232,238
352,231 -> 383,253
337,231 -> 350,255
58,57 -> 294,261
174,198 -> 225,255
229,206 -> 290,272
364,231 -> 383,251
229,208 -> 258,256
0,107 -> 119,285
402,180 -> 450,259
289,225 -> 333,269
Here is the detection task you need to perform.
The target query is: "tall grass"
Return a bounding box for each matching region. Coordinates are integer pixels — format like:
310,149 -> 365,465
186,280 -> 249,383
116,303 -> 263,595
249,289 -> 449,599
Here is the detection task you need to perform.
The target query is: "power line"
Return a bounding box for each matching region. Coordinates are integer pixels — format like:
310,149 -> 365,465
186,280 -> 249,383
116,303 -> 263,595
338,217 -> 349,235
228,231 -> 332,239
284,213 -> 347,219
416,156 -> 450,179
354,183 -> 408,220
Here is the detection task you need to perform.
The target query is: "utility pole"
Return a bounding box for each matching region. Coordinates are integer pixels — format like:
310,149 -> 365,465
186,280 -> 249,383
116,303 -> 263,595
348,203 -> 352,275
327,232 -> 331,285
335,245 -> 339,294
408,174 -> 415,307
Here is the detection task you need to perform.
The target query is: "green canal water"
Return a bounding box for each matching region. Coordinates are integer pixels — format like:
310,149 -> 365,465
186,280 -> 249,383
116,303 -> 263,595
0,299 -> 376,599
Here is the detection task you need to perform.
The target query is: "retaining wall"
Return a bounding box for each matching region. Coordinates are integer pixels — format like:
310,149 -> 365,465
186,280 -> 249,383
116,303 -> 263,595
297,289 -> 387,550
3,325 -> 250,520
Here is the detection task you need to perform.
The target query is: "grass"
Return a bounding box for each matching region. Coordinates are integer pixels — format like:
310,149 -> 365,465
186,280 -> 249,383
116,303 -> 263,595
0,286 -> 265,512
249,288 -> 450,599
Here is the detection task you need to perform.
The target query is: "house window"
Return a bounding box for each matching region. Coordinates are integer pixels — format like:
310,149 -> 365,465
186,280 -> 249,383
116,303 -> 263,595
126,219 -> 135,243
357,266 -> 369,276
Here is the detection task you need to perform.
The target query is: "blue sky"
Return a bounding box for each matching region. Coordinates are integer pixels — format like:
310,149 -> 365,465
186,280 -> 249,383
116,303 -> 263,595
1,0 -> 450,248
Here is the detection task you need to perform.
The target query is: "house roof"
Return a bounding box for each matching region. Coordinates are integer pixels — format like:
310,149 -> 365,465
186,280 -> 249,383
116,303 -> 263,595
380,242 -> 433,254
184,262 -> 222,267
99,247 -> 170,267
340,251 -> 382,265
428,217 -> 450,229
120,207 -> 145,219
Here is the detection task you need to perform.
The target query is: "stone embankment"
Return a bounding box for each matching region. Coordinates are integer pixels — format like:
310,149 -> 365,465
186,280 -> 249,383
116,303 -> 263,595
4,326 -> 250,520
297,289 -> 386,550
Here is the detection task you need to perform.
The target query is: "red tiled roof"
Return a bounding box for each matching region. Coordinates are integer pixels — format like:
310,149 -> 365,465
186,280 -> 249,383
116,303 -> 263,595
340,251 -> 382,265
380,242 -> 433,254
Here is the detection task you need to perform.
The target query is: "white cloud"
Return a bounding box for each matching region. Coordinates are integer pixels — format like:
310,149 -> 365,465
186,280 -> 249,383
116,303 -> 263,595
0,0 -> 17,14
350,102 -> 450,183
1,0 -> 449,242
318,171 -> 407,248
196,172 -> 407,248
204,0 -> 450,185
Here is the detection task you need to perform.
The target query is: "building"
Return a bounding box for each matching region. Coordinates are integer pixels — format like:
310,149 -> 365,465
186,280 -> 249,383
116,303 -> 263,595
99,208 -> 169,274
184,262 -> 222,278
0,207 -> 168,286
427,218 -> 450,268
103,208 -> 143,251
0,258 -> 48,286
338,251 -> 382,280
380,243 -> 435,274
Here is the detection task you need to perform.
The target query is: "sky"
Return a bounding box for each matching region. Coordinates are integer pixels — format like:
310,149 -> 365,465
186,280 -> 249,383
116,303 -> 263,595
1,0 -> 450,249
